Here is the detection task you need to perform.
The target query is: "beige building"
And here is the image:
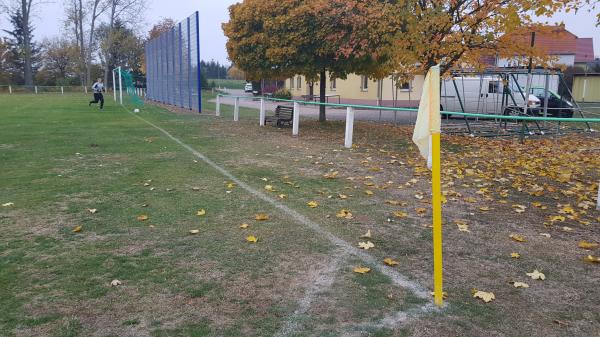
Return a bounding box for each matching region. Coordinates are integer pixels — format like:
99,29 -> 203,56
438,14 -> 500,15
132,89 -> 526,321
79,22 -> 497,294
572,74 -> 600,102
286,73 -> 424,107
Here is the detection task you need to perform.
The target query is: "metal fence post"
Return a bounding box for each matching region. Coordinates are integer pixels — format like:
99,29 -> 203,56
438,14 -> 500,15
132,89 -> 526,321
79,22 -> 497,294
234,97 -> 239,121
259,98 -> 265,126
293,102 -> 300,136
35,86 -> 38,94
216,95 -> 221,117
61,86 -> 64,95
118,67 -> 123,105
8,85 -> 11,94
112,70 -> 117,101
345,107 -> 355,148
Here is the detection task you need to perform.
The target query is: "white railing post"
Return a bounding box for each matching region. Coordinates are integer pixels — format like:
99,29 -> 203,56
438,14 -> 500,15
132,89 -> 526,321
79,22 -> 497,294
234,97 -> 239,121
292,102 -> 300,136
216,95 -> 221,117
84,86 -> 88,94
259,98 -> 265,126
8,85 -> 12,94
344,106 -> 355,148
61,86 -> 64,95
35,86 -> 38,94
112,69 -> 117,101
118,67 -> 123,105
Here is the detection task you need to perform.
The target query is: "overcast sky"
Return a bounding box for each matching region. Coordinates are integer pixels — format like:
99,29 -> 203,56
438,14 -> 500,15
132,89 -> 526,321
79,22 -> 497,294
0,0 -> 598,64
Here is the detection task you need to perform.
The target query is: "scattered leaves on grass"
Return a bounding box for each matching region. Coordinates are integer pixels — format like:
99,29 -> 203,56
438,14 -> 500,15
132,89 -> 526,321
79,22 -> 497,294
196,209 -> 206,216
255,213 -> 269,221
358,241 -> 375,250
510,234 -> 526,242
527,270 -> 546,280
72,226 -> 82,233
307,201 -> 319,208
1,202 -> 14,207
338,194 -> 348,199
246,235 -> 258,243
110,279 -> 122,287
511,252 -> 521,259
365,190 -> 374,196
336,209 -> 353,219
137,215 -> 149,221
189,230 -> 200,235
583,255 -> 600,263
191,187 -> 200,191
353,267 -> 371,274
87,208 -> 97,214
540,233 -> 551,238
579,241 -> 599,250
384,258 -> 399,266
239,223 -> 249,229
278,194 -> 287,199
264,185 -> 276,192
549,215 -> 566,222
473,290 -> 495,303
454,220 -> 470,233
512,204 -> 527,213
553,320 -> 570,327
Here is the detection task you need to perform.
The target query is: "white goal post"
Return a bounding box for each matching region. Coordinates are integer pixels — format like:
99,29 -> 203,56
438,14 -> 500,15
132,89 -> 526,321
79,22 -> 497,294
112,67 -> 123,105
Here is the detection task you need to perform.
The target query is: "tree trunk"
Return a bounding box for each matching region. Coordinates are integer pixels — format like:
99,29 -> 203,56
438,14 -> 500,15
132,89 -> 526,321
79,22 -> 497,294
86,0 -> 103,86
319,70 -> 326,122
21,0 -> 33,85
103,2 -> 117,87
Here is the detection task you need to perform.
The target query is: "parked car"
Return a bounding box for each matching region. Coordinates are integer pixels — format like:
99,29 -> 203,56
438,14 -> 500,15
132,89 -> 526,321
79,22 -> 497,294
529,87 -> 574,118
441,76 -> 541,117
244,82 -> 253,93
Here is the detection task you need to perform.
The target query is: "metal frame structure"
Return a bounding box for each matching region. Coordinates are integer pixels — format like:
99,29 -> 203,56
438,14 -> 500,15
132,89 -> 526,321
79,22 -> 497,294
145,11 -> 202,112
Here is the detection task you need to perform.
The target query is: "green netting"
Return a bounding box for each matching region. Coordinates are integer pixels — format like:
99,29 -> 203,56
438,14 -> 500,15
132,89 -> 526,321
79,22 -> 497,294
118,69 -> 143,106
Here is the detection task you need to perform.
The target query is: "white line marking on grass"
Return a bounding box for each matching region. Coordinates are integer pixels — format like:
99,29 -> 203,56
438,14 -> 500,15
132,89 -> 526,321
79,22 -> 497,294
124,107 -> 432,300
274,252 -> 346,337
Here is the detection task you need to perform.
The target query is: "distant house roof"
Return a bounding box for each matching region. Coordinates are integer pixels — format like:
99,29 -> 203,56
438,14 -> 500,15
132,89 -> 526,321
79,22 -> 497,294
575,38 -> 595,63
531,25 -> 577,56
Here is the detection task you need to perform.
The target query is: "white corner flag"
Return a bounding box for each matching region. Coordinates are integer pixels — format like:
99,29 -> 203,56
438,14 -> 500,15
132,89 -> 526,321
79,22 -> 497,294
412,66 -> 441,169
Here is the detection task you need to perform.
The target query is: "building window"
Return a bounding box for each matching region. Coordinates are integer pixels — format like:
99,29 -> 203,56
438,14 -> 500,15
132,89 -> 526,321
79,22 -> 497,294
290,78 -> 294,89
361,75 -> 368,91
488,81 -> 500,94
330,78 -> 337,90
399,81 -> 411,91
297,76 -> 302,89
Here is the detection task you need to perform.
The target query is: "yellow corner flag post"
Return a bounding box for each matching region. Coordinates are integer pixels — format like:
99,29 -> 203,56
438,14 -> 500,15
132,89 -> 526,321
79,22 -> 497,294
412,66 -> 444,307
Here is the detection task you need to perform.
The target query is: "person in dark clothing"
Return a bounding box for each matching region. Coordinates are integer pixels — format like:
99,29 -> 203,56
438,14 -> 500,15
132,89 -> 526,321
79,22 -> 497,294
89,78 -> 105,109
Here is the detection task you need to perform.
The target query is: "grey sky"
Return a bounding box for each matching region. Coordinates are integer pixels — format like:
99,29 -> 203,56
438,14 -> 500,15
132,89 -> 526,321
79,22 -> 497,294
0,1 -> 598,64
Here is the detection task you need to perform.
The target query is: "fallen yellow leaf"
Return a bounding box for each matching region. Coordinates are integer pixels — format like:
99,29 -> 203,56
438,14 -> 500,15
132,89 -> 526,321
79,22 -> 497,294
365,190 -> 374,196
338,194 -> 348,199
246,235 -> 258,243
240,223 -> 249,229
578,241 -> 599,250
72,225 -> 82,233
137,215 -> 149,221
87,208 -> 97,214
189,229 -> 200,235
264,185 -> 275,192
511,252 -> 521,259
323,171 -> 339,179
353,267 -> 371,274
361,230 -> 372,238
358,241 -> 375,250
1,202 -> 14,207
583,255 -> 600,263
307,201 -> 319,208
549,215 -> 566,222
278,194 -> 287,199
336,209 -> 353,219
393,211 -> 408,218
473,290 -> 495,303
509,234 -> 526,242
255,213 -> 269,221
526,270 -> 546,280
196,209 -> 206,216
513,282 -> 529,288
383,258 -> 399,266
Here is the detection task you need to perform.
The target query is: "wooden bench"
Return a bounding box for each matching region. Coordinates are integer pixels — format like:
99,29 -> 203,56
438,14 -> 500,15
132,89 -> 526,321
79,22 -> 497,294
264,105 -> 294,127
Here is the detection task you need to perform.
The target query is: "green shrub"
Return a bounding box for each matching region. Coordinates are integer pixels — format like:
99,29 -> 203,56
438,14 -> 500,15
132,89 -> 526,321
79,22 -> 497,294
272,88 -> 292,100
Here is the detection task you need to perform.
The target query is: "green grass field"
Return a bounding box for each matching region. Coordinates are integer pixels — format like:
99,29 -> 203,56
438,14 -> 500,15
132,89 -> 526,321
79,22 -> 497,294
1,93 -> 599,337
209,79 -> 246,90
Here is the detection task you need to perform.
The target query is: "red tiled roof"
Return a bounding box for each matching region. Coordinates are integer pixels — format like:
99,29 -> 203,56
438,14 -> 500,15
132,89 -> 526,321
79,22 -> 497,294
532,25 -> 577,55
575,38 -> 595,63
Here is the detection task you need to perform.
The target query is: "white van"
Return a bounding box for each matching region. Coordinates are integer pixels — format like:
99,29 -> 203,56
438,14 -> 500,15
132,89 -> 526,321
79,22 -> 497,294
441,76 -> 541,115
